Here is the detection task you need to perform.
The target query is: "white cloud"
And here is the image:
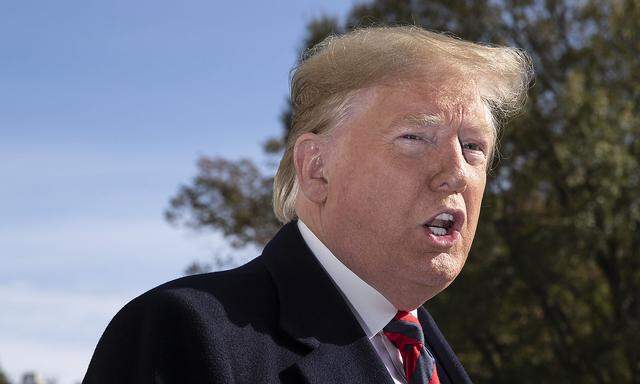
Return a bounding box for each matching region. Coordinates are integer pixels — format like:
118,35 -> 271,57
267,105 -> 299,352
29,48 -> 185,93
0,217 -> 260,384
1,217 -> 258,290
0,282 -> 128,384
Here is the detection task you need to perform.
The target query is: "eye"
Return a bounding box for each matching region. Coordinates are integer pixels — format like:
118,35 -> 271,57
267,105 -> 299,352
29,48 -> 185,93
461,141 -> 488,165
401,134 -> 422,141
400,133 -> 436,144
462,142 -> 483,152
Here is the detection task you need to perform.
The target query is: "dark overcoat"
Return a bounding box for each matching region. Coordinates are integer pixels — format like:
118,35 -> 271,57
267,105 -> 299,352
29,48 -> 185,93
83,221 -> 472,383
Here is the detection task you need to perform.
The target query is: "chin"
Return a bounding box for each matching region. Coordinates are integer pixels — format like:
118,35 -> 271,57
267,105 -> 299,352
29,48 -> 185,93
423,253 -> 464,288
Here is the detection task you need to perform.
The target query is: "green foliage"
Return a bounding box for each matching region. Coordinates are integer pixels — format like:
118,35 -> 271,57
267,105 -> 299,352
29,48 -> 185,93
166,157 -> 281,249
166,0 -> 639,381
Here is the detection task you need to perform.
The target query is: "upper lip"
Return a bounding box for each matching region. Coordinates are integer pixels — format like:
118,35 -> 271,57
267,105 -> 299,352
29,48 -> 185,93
423,208 -> 465,233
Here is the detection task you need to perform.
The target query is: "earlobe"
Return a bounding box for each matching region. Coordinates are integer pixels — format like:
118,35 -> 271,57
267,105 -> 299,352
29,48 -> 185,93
293,133 -> 329,204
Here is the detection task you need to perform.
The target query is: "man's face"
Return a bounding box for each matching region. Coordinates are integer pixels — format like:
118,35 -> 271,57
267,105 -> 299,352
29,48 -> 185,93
319,78 -> 492,307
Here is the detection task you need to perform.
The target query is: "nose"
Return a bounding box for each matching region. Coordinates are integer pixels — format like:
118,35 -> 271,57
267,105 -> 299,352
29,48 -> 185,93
429,139 -> 468,194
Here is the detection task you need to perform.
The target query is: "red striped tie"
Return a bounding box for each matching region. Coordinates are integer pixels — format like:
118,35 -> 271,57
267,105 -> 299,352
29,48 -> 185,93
383,311 -> 440,384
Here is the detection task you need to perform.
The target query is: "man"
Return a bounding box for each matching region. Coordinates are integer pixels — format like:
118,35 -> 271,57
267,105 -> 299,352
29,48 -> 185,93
84,26 -> 532,383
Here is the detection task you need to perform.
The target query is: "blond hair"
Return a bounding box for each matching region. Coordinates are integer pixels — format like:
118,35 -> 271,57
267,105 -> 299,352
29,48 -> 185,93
273,26 -> 533,223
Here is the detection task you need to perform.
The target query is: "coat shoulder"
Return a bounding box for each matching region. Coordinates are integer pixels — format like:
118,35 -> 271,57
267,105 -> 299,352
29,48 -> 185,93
113,255 -> 278,330
84,256 -> 282,383
145,256 -> 277,318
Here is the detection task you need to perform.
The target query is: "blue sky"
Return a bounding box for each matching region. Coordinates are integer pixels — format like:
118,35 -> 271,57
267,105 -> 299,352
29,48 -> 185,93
0,1 -> 360,382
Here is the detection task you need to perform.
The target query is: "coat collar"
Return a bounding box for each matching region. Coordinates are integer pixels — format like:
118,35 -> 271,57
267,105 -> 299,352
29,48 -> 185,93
261,221 -> 394,384
297,219 -> 399,339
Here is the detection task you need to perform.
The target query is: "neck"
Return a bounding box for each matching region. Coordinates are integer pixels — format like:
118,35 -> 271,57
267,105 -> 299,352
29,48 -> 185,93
297,206 -> 434,311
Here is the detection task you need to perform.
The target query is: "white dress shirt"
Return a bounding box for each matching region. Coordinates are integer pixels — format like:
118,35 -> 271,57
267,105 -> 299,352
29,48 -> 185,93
298,220 -> 418,384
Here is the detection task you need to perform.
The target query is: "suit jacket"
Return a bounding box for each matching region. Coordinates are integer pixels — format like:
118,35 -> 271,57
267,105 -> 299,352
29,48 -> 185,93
83,220 -> 472,383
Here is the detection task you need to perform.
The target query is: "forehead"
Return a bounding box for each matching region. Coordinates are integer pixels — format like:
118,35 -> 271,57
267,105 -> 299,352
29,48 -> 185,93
397,77 -> 485,114
348,79 -> 494,135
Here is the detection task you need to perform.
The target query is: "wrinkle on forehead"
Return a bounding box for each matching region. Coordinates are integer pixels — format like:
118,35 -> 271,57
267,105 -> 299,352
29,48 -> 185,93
404,75 -> 496,141
385,78 -> 493,135
328,73 -> 495,141
409,76 -> 482,112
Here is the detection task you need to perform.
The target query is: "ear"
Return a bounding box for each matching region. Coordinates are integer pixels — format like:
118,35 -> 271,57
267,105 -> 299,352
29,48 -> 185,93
293,133 -> 328,204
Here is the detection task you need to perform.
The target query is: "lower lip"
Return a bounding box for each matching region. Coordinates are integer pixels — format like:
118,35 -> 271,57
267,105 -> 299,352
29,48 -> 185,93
423,227 -> 461,247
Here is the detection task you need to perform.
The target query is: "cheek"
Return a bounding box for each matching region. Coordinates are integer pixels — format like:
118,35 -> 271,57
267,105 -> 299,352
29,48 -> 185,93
332,155 -> 411,225
464,174 -> 487,233
336,169 -> 390,220
358,161 -> 415,207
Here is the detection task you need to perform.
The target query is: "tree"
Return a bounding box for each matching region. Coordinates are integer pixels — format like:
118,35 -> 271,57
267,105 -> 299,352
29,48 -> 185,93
166,0 -> 640,382
0,363 -> 10,384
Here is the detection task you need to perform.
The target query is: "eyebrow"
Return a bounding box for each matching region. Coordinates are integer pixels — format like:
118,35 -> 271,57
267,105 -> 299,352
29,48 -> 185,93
398,113 -> 444,128
391,112 -> 494,140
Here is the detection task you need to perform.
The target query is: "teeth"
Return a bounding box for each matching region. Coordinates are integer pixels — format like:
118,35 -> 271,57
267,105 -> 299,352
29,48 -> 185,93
435,213 -> 454,221
428,226 -> 447,236
424,212 -> 456,235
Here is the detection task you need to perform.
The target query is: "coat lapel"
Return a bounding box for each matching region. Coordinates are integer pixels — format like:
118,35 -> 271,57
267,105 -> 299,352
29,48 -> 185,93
293,339 -> 393,384
262,221 -> 393,384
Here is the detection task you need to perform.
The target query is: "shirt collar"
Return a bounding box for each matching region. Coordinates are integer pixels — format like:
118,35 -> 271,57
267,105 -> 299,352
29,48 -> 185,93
298,219 -> 412,338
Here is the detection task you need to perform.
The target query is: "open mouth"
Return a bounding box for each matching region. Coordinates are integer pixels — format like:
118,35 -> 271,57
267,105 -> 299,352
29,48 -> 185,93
424,213 -> 454,236
423,210 -> 464,237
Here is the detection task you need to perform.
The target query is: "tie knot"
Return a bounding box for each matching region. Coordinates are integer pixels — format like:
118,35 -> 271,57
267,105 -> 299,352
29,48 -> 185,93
383,310 -> 425,349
